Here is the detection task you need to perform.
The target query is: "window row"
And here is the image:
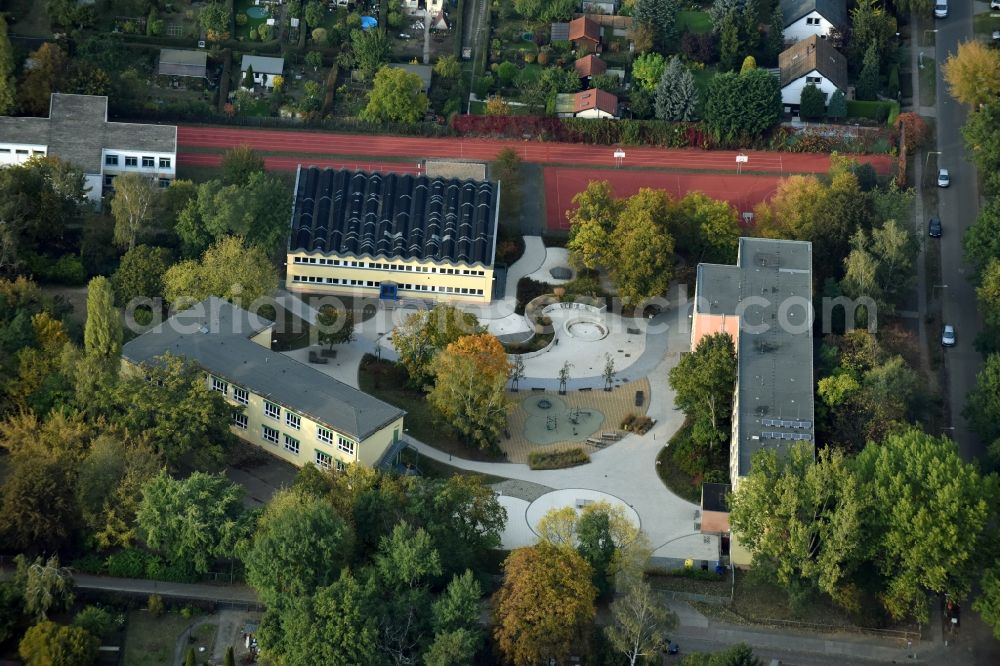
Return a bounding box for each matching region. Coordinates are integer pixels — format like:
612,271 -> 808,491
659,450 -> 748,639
225,381 -> 357,457
105,154 -> 172,169
290,275 -> 484,296
314,449 -> 346,471
0,148 -> 44,157
292,256 -> 485,276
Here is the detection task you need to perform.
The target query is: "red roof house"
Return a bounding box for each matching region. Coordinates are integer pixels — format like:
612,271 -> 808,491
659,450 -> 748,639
572,89 -> 618,118
574,54 -> 607,79
568,17 -> 601,46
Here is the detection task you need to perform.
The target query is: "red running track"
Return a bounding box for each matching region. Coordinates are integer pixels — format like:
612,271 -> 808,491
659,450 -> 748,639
545,167 -> 783,232
177,125 -> 894,175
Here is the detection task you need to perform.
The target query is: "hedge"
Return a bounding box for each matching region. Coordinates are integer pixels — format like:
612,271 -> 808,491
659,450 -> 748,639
846,100 -> 899,125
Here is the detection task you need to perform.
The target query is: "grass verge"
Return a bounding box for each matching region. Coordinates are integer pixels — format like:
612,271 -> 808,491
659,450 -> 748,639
358,356 -> 504,462
122,611 -> 193,666
399,446 -> 507,483
528,447 -> 589,470
973,11 -> 1000,39
655,422 -> 702,504
919,56 -> 936,107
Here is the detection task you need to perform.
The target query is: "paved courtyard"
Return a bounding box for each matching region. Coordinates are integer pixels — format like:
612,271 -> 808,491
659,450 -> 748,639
276,238 -> 714,562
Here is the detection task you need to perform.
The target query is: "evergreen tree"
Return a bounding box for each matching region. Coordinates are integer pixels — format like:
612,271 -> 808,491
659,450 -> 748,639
0,16 -> 15,115
84,276 -> 122,361
655,56 -> 699,121
224,646 -> 236,666
242,64 -> 255,89
633,0 -> 680,53
719,14 -> 741,72
765,5 -> 785,66
855,42 -> 880,101
799,83 -> 826,120
827,89 -> 847,119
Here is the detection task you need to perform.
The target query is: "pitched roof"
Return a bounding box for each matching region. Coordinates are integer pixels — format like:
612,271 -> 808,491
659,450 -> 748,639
778,34 -> 848,92
572,89 -> 618,115
121,297 -> 405,441
0,94 -> 176,174
780,0 -> 848,28
391,63 -> 433,91
574,54 -> 607,78
288,166 -> 501,268
568,16 -> 601,43
158,49 -> 208,78
240,55 -> 284,75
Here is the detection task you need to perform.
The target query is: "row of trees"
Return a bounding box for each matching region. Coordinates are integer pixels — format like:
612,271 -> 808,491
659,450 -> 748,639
566,181 -> 742,302
730,428 -> 994,624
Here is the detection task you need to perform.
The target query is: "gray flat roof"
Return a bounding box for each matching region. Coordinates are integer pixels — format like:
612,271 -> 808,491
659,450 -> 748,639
0,94 -> 176,174
696,238 -> 814,478
121,297 -> 405,441
733,238 -> 814,477
695,264 -> 741,315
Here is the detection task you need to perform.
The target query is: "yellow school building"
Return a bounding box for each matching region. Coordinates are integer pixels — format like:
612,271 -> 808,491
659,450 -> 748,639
285,166 -> 500,304
121,297 -> 406,470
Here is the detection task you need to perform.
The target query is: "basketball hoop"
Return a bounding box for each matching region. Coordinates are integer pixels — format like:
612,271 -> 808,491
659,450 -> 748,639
613,149 -> 625,168
736,153 -> 749,174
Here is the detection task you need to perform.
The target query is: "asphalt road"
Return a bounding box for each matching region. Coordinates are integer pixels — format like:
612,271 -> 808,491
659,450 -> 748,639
934,3 -> 983,461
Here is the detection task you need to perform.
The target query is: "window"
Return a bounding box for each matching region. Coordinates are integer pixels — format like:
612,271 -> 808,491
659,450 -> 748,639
158,178 -> 170,188
233,413 -> 248,430
284,434 -> 300,455
233,387 -> 249,405
142,156 -> 155,168
337,436 -> 355,456
318,426 -> 334,444
806,76 -> 821,84
103,175 -> 114,187
159,157 -> 172,169
315,450 -> 332,469
806,17 -> 820,25
336,460 -> 346,472
15,149 -> 27,155
125,156 -> 138,167
286,412 -> 301,430
211,376 -> 228,394
264,401 -> 280,420
262,425 -> 278,444
105,154 -> 118,166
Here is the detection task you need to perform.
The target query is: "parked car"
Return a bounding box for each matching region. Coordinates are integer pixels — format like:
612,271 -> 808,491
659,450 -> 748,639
935,0 -> 948,17
942,324 -> 956,347
398,33 -> 412,39
929,217 -> 942,238
938,168 -> 950,187
992,0 -> 1000,9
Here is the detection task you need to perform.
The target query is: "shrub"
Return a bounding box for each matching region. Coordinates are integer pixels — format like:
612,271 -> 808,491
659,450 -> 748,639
147,594 -> 164,617
668,566 -> 724,581
515,277 -> 552,314
894,111 -> 930,150
798,83 -> 826,121
71,554 -> 106,575
845,100 -> 893,122
523,52 -> 536,63
106,549 -> 157,579
73,606 -> 115,638
528,448 -> 590,469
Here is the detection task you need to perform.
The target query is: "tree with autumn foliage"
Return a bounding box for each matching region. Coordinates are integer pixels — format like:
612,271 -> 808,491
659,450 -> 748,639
428,333 -> 510,451
943,40 -> 1000,109
493,543 -> 597,666
893,112 -> 930,151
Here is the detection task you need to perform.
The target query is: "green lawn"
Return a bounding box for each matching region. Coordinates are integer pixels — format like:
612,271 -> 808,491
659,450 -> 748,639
973,11 -> 1000,39
678,11 -> 712,34
656,444 -> 701,503
122,611 -> 193,666
919,56 -> 936,107
398,446 -> 507,482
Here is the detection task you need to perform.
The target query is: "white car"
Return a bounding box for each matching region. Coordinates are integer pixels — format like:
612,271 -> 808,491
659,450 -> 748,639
938,168 -> 950,187
992,0 -> 1000,9
935,0 -> 948,18
942,325 -> 956,347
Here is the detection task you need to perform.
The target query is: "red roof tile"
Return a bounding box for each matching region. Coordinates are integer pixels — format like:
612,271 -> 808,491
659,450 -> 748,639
574,54 -> 607,78
572,89 -> 618,115
568,17 -> 601,43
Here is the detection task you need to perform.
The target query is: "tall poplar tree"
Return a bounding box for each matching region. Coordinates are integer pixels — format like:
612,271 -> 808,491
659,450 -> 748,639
0,16 -> 16,115
84,276 -> 122,360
